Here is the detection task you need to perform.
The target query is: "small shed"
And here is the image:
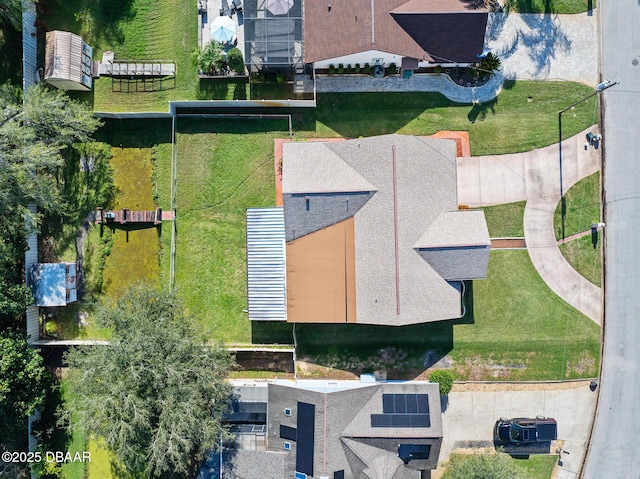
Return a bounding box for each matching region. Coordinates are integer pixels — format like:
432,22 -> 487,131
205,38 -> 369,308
44,30 -> 94,91
30,263 -> 78,307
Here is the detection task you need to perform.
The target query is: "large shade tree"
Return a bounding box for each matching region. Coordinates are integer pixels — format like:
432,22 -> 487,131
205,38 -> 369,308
64,285 -> 235,478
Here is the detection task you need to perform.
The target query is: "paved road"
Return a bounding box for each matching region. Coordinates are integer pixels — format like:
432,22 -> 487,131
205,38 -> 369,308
436,382 -> 597,479
582,0 -> 640,477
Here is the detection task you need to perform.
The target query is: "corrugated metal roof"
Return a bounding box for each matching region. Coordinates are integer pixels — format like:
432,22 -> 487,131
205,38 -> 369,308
246,208 -> 286,321
22,10 -> 38,91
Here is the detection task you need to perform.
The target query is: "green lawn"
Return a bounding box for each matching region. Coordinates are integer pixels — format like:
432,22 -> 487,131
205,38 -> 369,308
554,172 -> 601,240
50,382 -> 87,479
560,235 -> 602,287
298,82 -> 598,155
443,453 -> 557,479
42,0 -> 198,111
508,0 -> 595,14
173,118 -> 286,341
482,201 -> 526,237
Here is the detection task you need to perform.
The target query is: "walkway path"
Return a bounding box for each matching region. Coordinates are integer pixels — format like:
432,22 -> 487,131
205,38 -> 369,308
457,126 -> 602,324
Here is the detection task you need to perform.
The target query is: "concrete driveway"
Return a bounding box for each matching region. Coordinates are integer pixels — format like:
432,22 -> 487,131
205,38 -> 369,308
485,12 -> 599,86
436,381 -> 597,479
456,127 -> 603,323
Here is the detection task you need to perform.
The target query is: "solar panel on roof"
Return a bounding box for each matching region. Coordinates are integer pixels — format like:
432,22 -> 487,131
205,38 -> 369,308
280,425 -> 297,441
382,394 -> 394,414
296,402 -> 315,477
417,394 -> 429,413
371,393 -> 431,428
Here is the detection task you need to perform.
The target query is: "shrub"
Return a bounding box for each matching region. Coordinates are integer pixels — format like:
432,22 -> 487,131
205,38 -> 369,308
226,47 -> 245,73
44,321 -> 58,337
338,63 -> 344,74
387,62 -> 397,75
430,369 -> 454,395
434,65 -> 442,74
328,64 -> 335,75
355,63 -> 361,73
364,63 -> 371,74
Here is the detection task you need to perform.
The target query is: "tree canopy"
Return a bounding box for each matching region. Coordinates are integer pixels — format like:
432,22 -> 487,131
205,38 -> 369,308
442,450 -> 531,479
64,285 -> 235,478
192,40 -> 224,75
0,0 -> 36,30
0,331 -> 50,440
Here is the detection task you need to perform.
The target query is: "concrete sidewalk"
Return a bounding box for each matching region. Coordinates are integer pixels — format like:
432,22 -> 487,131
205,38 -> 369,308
524,195 -> 602,324
435,381 -> 597,479
457,126 -> 602,324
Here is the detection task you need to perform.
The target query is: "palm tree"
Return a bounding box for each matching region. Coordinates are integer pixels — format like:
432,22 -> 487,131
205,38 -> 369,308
478,52 -> 501,79
192,40 -> 224,76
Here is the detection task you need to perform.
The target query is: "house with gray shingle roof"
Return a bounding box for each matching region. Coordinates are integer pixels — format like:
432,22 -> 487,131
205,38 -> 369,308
246,134 -> 490,326
217,378 -> 443,479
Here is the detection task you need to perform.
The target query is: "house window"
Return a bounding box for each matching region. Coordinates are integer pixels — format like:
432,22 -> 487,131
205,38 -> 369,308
284,408 -> 292,416
284,441 -> 291,450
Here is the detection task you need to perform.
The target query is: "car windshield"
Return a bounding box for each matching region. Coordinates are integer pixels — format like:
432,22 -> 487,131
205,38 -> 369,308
510,424 -> 522,441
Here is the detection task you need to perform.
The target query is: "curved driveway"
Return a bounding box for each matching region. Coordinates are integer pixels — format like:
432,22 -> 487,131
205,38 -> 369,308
457,126 -> 602,323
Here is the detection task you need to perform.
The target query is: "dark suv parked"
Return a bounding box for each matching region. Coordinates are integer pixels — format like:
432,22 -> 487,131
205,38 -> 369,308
494,417 -> 557,444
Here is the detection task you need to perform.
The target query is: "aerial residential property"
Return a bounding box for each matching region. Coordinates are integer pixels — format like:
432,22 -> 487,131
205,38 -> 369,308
247,135 -> 490,325
2,0 -> 624,477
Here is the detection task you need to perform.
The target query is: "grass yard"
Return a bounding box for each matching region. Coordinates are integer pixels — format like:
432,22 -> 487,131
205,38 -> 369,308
482,201 -> 526,237
297,81 -> 598,155
41,0 -> 198,111
50,382 -> 87,479
554,172 -> 600,240
560,235 -> 602,287
507,0 -> 596,14
441,452 -> 557,479
173,118 -> 287,341
101,147 -> 161,298
160,89 -> 601,379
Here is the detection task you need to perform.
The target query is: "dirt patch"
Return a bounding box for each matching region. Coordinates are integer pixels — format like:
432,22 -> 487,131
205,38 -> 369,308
491,238 -> 526,249
452,380 -> 592,392
234,351 -> 294,373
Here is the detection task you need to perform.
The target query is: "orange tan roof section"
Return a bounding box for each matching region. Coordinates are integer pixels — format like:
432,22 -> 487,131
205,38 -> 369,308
285,218 -> 356,323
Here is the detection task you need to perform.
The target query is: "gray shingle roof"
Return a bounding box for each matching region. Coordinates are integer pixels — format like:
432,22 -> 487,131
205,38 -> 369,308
266,380 -> 443,478
281,135 -> 490,326
414,210 -> 490,248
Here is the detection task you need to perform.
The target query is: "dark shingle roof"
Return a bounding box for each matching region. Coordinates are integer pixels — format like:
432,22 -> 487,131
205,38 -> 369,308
391,11 -> 489,63
303,0 -> 488,64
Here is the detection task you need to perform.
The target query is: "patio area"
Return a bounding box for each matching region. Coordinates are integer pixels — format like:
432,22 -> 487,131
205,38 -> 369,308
198,0 -> 246,57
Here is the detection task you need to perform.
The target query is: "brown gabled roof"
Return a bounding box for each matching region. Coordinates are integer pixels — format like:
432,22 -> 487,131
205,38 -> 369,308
304,0 -> 488,64
303,0 -> 427,63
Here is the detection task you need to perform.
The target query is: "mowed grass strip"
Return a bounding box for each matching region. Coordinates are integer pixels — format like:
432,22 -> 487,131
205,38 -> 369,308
555,172 -> 601,240
174,119 -> 287,341
560,235 -> 602,287
482,201 -> 526,237
297,81 -> 598,155
43,0 -> 197,111
508,0 -> 596,14
101,148 -> 161,298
